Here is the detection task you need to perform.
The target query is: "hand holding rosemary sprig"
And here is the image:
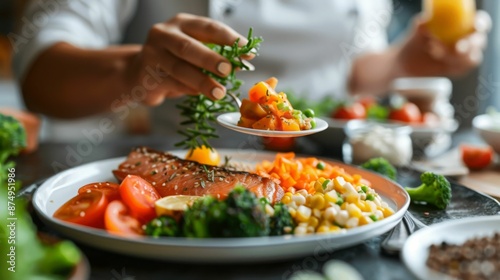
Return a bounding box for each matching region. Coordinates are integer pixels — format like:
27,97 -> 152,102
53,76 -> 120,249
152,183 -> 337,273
175,28 -> 263,151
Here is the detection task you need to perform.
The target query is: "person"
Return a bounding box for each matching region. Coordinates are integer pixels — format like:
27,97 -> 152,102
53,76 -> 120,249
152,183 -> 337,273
11,1 -> 490,138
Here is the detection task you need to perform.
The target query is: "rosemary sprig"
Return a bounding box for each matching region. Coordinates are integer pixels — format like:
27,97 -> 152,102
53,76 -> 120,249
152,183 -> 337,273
175,28 -> 263,150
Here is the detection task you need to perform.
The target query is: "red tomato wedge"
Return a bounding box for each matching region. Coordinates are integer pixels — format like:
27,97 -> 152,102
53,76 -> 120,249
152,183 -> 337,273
104,200 -> 143,237
78,182 -> 120,201
460,144 -> 494,170
119,175 -> 161,223
53,191 -> 109,228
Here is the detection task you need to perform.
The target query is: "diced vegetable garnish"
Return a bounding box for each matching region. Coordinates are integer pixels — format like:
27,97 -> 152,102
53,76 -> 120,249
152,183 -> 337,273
238,77 -> 315,131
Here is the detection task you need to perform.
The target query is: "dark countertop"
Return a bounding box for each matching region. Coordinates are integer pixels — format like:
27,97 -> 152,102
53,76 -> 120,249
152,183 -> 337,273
15,128 -> 500,280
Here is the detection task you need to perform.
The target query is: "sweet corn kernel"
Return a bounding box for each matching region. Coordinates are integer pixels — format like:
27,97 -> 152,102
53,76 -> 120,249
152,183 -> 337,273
345,217 -> 359,228
310,193 -> 326,209
317,225 -> 330,233
296,205 -> 312,223
292,194 -> 306,206
281,194 -> 292,204
359,215 -> 373,226
265,204 -> 275,216
288,208 -> 297,218
325,190 -> 338,203
295,226 -> 307,235
346,194 -> 359,204
333,177 -> 346,193
346,204 -> 363,219
335,210 -> 349,226
308,216 -> 319,228
297,189 -> 309,197
323,207 -> 337,222
329,225 -> 341,232
313,208 -> 322,219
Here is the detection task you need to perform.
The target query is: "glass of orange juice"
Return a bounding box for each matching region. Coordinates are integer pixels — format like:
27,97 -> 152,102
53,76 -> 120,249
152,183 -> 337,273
423,0 -> 476,45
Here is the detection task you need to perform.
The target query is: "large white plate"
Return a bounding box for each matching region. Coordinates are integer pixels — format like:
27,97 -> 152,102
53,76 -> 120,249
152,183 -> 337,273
33,149 -> 409,263
402,216 -> 500,280
217,112 -> 328,137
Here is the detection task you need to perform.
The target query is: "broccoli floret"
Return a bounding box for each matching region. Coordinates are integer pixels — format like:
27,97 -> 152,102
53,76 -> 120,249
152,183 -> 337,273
269,202 -> 295,236
145,216 -> 180,237
183,196 -> 227,238
182,185 -> 270,237
360,157 -> 397,180
404,172 -> 452,210
220,185 -> 270,237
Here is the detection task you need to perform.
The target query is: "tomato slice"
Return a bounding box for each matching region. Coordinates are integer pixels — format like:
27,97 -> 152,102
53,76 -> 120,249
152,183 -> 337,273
460,144 -> 494,170
119,175 -> 161,223
78,182 -> 120,201
53,191 -> 109,228
104,200 -> 143,237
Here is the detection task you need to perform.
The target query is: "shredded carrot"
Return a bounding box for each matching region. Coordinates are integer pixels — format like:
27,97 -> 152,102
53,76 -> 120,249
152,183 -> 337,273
255,152 -> 369,193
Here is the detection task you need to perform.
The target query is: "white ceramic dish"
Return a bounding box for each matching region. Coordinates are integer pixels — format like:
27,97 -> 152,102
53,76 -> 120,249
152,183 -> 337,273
33,149 -> 409,263
472,114 -> 500,154
402,216 -> 500,280
217,112 -> 328,137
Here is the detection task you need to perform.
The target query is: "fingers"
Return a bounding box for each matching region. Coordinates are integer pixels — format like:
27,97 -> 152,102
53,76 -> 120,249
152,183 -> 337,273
142,13 -> 251,103
142,76 -> 198,106
474,10 -> 492,33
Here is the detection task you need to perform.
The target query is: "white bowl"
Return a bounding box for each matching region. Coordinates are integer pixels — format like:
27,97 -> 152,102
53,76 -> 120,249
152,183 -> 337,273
472,114 -> 500,154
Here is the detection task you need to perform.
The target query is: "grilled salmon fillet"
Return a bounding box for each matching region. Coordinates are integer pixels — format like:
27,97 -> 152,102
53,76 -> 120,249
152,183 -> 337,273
113,147 -> 284,203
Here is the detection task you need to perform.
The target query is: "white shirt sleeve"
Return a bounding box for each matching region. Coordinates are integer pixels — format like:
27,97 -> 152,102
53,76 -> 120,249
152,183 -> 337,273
12,0 -> 137,82
354,0 -> 393,53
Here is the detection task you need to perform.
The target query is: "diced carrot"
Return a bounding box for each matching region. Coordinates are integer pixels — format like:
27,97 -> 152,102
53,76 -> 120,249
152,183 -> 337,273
265,77 -> 278,89
239,98 -> 268,120
249,81 -> 276,103
252,115 -> 278,130
280,117 -> 300,131
254,152 -> 367,194
237,116 -> 257,128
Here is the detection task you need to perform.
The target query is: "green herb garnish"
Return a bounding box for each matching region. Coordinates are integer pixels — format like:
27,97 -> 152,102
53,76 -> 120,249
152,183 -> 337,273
175,28 -> 263,150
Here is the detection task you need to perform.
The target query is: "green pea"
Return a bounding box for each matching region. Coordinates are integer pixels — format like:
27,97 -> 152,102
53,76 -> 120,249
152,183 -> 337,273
303,108 -> 315,118
310,119 -> 317,129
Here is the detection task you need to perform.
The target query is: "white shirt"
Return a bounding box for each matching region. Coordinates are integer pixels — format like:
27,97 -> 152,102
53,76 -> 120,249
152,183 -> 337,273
12,0 -> 392,140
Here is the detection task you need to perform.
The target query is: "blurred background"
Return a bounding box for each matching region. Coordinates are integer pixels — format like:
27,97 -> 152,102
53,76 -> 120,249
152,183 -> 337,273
0,0 -> 497,139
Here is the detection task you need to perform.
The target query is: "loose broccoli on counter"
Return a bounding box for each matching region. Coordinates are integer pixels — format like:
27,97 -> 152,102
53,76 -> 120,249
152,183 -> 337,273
360,157 -> 397,180
145,216 -> 180,237
405,172 -> 452,210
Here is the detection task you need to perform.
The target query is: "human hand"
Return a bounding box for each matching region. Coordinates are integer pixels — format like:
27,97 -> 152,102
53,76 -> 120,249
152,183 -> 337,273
127,13 -> 251,106
396,10 -> 491,77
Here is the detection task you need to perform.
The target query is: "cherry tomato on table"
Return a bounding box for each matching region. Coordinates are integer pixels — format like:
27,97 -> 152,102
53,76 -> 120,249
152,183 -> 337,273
460,144 -> 494,170
388,102 -> 422,123
105,200 -> 143,237
331,102 -> 366,120
119,175 -> 161,223
53,191 -> 109,228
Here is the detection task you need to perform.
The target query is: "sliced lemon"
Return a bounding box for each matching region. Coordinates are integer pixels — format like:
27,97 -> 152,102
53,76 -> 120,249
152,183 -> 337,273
154,195 -> 201,220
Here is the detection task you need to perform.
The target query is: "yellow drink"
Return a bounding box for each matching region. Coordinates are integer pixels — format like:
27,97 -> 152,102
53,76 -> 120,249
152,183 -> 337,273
423,0 -> 476,44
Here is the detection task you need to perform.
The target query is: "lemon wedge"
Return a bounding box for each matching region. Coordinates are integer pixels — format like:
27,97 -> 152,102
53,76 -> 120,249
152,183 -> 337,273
154,195 -> 201,221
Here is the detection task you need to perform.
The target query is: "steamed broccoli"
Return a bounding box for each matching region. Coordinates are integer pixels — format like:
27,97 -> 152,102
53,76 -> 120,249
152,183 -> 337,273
360,157 -> 397,180
219,185 -> 270,237
182,195 -> 227,238
405,172 -> 452,210
269,202 -> 295,236
183,185 -> 270,238
145,216 -> 180,237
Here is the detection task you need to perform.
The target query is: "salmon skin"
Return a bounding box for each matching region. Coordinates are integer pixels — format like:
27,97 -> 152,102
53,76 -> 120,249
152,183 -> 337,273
113,147 -> 284,203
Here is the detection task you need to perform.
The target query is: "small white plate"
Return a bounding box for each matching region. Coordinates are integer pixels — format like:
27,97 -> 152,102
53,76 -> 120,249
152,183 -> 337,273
402,216 -> 500,280
217,112 -> 328,137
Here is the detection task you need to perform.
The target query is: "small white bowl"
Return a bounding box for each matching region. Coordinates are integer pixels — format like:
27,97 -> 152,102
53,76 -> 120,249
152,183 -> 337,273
472,114 -> 500,154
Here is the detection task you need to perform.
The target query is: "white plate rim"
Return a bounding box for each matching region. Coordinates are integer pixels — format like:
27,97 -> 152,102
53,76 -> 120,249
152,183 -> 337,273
33,149 -> 409,263
402,215 -> 500,280
216,112 -> 328,137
